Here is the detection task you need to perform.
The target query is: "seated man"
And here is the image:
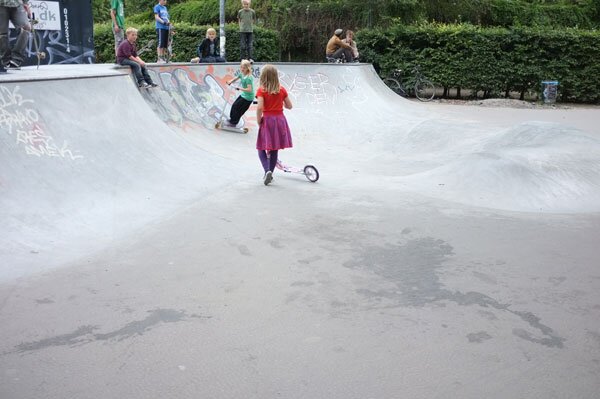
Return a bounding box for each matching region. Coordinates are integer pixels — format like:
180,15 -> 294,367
325,28 -> 353,63
117,27 -> 158,89
342,30 -> 359,62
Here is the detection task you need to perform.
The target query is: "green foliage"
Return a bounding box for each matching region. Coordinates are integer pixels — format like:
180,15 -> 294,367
358,23 -> 600,102
93,22 -> 280,63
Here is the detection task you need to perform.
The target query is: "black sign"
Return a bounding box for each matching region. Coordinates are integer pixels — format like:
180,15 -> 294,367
9,0 -> 95,65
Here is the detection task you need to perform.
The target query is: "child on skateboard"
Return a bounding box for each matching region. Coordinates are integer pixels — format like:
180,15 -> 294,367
255,64 -> 293,185
225,59 -> 254,127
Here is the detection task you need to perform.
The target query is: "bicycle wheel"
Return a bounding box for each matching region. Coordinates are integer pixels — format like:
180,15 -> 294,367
383,78 -> 407,97
415,79 -> 435,102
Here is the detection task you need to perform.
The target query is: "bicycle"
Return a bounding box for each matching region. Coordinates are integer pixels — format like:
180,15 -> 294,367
383,66 -> 436,102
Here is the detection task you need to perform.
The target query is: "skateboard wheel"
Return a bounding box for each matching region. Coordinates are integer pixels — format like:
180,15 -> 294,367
243,128 -> 249,133
39,52 -> 46,59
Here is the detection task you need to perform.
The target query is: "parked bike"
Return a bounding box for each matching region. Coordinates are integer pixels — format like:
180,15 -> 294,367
384,66 -> 436,102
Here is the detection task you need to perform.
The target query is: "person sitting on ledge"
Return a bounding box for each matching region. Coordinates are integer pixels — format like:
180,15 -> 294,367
191,28 -> 226,63
117,27 -> 158,89
325,28 -> 353,63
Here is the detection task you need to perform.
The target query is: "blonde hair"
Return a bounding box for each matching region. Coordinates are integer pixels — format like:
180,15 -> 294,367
126,27 -> 138,36
206,28 -> 216,38
259,64 -> 280,94
240,59 -> 252,72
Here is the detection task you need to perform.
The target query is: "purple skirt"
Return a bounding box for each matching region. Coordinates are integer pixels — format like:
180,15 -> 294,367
256,114 -> 293,151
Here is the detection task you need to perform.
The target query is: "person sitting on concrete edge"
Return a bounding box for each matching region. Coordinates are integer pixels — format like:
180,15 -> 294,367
0,0 -> 32,71
117,27 -> 158,89
190,28 -> 226,63
325,28 -> 353,63
342,30 -> 359,62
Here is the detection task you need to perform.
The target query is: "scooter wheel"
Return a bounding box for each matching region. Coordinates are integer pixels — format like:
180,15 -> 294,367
303,165 -> 319,182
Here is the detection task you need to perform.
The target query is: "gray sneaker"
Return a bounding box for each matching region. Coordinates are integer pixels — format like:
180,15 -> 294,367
138,81 -> 151,89
263,171 -> 273,185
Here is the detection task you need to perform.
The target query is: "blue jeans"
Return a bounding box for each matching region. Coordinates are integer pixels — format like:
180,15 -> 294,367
240,32 -> 253,60
120,59 -> 153,84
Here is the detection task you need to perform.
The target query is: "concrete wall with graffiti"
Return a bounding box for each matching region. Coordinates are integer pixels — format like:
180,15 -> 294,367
9,0 -> 94,66
138,63 -> 406,140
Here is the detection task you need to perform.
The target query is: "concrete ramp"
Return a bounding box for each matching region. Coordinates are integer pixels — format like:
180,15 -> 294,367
1,64 -> 600,399
138,62 -> 600,213
0,68 -> 247,281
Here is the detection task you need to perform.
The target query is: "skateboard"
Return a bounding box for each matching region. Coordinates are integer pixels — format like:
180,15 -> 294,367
30,13 -> 46,69
137,39 -> 155,56
215,84 -> 249,134
164,25 -> 175,63
215,119 -> 249,134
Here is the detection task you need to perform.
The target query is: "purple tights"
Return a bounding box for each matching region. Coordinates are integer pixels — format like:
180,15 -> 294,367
258,150 -> 278,172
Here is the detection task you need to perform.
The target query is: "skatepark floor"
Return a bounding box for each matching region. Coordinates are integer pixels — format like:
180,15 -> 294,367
1,64 -> 599,399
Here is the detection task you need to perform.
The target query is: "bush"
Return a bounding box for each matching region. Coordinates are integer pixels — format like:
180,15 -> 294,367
357,23 -> 600,103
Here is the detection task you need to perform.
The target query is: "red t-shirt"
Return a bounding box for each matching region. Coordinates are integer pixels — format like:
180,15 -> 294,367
256,86 -> 288,115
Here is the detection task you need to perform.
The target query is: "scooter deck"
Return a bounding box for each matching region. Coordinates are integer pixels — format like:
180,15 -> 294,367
215,122 -> 248,134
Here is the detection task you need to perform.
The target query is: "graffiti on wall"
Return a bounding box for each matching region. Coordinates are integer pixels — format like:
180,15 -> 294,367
0,86 -> 83,160
8,0 -> 94,66
136,64 -> 366,132
140,65 -> 258,131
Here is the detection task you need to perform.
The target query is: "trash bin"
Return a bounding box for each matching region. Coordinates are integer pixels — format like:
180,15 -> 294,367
541,80 -> 559,104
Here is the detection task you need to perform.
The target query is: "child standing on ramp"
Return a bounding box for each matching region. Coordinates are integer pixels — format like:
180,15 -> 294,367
255,64 -> 293,186
226,59 -> 255,127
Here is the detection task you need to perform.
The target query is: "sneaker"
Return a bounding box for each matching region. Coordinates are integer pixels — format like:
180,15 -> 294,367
156,57 -> 166,64
6,60 -> 20,70
148,82 -> 159,88
0,65 -> 6,74
138,81 -> 151,89
190,57 -> 200,63
248,59 -> 254,64
263,171 -> 273,186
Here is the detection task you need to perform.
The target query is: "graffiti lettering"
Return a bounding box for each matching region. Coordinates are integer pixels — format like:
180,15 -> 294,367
1,86 -> 83,160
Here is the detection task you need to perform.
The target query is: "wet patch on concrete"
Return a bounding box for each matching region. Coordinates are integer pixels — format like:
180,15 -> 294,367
237,245 -> 251,256
35,298 -> 55,304
290,281 -> 315,287
298,255 -> 322,265
467,331 -> 492,343
344,237 -> 565,348
14,309 -> 200,353
269,239 -> 285,249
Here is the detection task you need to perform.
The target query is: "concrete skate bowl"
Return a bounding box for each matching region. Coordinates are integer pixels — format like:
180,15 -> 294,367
0,71 -> 250,281
2,63 -> 600,279
137,62 -> 600,213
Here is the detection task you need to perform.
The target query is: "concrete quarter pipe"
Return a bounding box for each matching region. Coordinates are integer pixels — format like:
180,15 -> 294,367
1,63 -> 599,399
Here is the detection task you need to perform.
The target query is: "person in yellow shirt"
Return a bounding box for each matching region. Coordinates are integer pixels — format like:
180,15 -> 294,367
325,28 -> 353,63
